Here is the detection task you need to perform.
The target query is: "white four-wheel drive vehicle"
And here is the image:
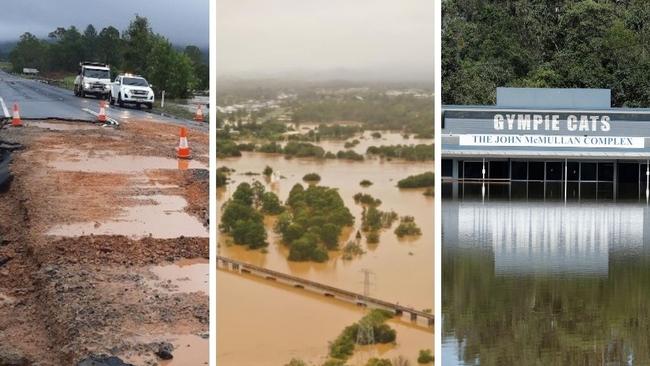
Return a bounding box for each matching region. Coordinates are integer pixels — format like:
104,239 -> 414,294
74,62 -> 111,99
110,74 -> 155,109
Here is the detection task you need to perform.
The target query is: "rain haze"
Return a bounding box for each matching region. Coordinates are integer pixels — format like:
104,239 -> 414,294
217,0 -> 434,82
0,0 -> 209,47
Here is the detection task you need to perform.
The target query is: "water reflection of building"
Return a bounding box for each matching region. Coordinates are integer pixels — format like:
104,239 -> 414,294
442,88 -> 650,201
443,198 -> 649,276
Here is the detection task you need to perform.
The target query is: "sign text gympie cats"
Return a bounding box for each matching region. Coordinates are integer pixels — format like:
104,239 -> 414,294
493,113 -> 610,132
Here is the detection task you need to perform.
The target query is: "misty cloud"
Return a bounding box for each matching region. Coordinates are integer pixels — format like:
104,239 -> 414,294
217,0 -> 433,81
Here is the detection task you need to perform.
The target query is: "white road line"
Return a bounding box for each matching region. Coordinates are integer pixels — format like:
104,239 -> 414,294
0,97 -> 9,119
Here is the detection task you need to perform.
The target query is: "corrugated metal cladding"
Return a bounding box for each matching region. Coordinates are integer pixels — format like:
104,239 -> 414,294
442,88 -> 650,159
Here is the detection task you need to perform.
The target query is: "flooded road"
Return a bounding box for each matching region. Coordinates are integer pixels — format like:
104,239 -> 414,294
217,139 -> 434,364
442,182 -> 650,365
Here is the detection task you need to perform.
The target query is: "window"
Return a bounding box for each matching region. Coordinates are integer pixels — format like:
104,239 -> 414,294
83,68 -> 110,79
546,162 -> 563,181
529,162 -> 545,181
123,77 -> 149,87
511,161 -> 527,180
581,163 -> 597,181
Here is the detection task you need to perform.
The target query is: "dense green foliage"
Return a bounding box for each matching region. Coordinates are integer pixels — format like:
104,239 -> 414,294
261,192 -> 284,215
366,358 -> 392,366
417,349 -> 434,364
275,184 -> 354,262
344,139 -> 361,148
362,206 -> 398,233
353,193 -> 382,206
397,172 -> 434,188
9,16 -> 206,97
443,0 -> 650,107
316,124 -> 363,140
302,173 -> 322,182
355,193 -> 398,245
257,141 -> 284,154
283,142 -> 326,158
216,139 -> 242,158
327,310 -> 396,362
263,165 -> 273,176
216,172 -> 228,187
366,144 -> 433,161
336,150 -> 364,161
394,216 -> 422,238
220,183 -> 267,249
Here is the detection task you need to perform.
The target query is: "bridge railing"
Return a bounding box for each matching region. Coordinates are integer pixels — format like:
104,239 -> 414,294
217,255 -> 434,322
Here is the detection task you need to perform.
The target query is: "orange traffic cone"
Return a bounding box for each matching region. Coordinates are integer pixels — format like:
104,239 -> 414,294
194,105 -> 204,122
176,127 -> 191,159
11,103 -> 22,127
98,101 -> 107,123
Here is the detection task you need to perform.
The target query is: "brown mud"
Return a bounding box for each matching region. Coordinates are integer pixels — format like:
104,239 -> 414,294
0,119 -> 208,365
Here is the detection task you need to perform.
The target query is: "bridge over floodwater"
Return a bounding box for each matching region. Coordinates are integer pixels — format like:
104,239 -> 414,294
217,255 -> 434,327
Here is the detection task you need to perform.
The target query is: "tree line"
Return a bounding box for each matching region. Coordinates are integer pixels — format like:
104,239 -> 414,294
8,15 -> 208,98
443,0 -> 650,107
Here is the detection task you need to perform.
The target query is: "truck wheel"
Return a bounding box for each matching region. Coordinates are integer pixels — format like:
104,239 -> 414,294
118,94 -> 124,108
109,95 -> 115,106
146,103 -> 153,110
80,90 -> 86,98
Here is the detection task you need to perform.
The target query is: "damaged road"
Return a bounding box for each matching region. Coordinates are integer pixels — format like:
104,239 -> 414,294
0,118 -> 209,365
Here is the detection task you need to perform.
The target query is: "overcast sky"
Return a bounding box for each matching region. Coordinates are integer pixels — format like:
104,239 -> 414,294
0,0 -> 209,47
217,0 -> 434,81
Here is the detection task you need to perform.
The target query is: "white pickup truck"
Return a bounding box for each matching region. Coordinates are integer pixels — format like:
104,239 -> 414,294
109,74 -> 155,110
74,62 -> 111,99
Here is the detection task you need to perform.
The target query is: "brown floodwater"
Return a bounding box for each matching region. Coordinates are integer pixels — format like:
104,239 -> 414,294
315,130 -> 432,155
28,121 -> 99,131
217,147 -> 434,364
47,194 -> 208,239
271,129 -> 432,156
125,333 -> 209,365
49,150 -> 207,173
217,270 -> 433,366
148,258 -> 209,294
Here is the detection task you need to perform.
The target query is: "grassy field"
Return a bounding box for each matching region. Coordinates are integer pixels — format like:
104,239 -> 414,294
0,61 -> 12,72
153,99 -> 209,122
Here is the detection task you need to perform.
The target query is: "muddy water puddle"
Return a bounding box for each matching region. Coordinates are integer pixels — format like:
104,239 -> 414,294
49,150 -> 207,174
29,121 -> 99,131
217,270 -> 432,366
148,258 -> 209,294
125,334 -> 208,366
47,194 -> 208,238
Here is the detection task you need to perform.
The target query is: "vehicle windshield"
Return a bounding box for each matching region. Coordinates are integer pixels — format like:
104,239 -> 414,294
83,68 -> 110,79
123,77 -> 149,87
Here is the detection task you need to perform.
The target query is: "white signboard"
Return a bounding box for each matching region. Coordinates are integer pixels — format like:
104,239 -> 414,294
459,134 -> 645,149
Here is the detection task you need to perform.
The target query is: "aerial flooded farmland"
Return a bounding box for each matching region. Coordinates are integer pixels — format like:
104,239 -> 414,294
216,84 -> 435,365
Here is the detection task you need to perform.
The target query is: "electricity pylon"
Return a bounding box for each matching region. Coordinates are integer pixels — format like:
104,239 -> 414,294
356,269 -> 375,345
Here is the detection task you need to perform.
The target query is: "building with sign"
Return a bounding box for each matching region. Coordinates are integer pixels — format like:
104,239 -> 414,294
441,87 -> 650,200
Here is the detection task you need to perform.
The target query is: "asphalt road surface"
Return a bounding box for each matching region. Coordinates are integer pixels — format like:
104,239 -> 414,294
0,70 -> 207,131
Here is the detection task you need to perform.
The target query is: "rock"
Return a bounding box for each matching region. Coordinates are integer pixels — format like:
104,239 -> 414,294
77,355 -> 134,366
155,342 -> 174,360
0,344 -> 30,365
